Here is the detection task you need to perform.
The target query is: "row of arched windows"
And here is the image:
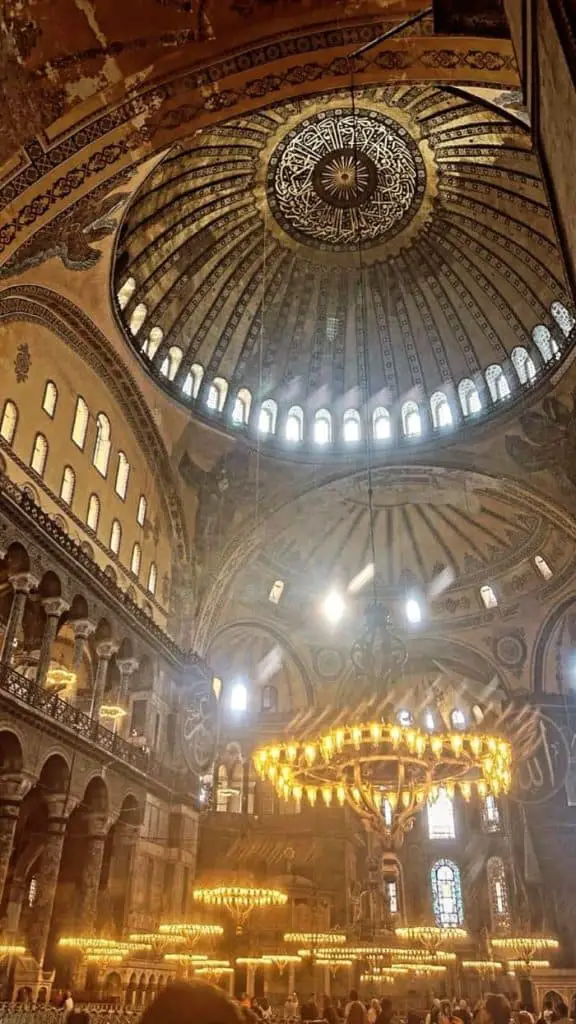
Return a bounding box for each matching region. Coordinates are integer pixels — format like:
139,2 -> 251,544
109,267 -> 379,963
117,281 -> 575,447
0,392 -> 156,597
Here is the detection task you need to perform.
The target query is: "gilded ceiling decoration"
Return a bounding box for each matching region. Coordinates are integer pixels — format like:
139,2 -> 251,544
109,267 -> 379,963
114,85 -> 569,411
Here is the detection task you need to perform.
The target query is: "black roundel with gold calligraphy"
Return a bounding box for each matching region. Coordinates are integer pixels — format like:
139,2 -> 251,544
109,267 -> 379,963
266,108 -> 426,251
181,683 -> 217,775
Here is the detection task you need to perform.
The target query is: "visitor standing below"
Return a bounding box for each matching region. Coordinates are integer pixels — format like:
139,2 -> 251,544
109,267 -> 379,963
302,992 -> 320,1020
345,990 -> 368,1024
324,994 -> 339,1024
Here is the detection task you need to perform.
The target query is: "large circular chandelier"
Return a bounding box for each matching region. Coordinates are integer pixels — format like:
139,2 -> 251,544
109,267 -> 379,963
254,724 -> 511,843
193,884 -> 287,932
490,935 -> 559,967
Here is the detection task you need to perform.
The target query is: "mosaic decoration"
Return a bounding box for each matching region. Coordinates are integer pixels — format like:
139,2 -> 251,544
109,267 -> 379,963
267,109 -> 425,251
14,342 -> 30,383
506,395 -> 576,490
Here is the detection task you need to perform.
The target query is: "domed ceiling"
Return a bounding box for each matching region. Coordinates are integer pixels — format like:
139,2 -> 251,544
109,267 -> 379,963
115,84 -> 569,417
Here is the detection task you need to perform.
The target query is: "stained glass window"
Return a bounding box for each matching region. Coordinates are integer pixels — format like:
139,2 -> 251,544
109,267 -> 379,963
487,857 -> 510,930
481,794 -> 501,832
431,859 -> 464,928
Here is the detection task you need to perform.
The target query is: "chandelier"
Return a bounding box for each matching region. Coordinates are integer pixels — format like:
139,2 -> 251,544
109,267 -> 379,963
284,932 -> 347,946
395,926 -> 468,953
193,884 -> 287,933
490,935 -> 559,968
254,726 -> 511,843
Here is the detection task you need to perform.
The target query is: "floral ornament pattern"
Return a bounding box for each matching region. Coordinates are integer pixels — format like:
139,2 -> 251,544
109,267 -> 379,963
505,395 -> 576,490
14,343 -> 31,383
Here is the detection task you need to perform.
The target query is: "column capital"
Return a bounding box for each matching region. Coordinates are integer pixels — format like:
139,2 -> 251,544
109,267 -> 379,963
0,772 -> 32,805
8,572 -> 38,594
117,657 -> 139,676
44,792 -> 75,822
42,597 -> 70,617
71,618 -> 96,640
95,640 -> 119,661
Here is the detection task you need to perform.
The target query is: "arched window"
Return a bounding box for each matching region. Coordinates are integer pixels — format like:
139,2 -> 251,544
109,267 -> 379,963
230,682 -> 248,712
532,325 -> 560,363
428,788 -> 456,840
373,407 -> 391,440
72,397 -> 89,450
487,857 -> 510,930
183,363 -> 204,399
269,579 -> 285,604
314,408 -> 332,445
115,452 -> 130,500
93,413 -> 111,477
430,392 -> 453,429
458,379 -> 482,417
207,377 -> 228,412
0,400 -> 18,444
482,794 -> 501,832
160,346 -> 183,381
42,381 -> 58,418
60,466 -> 76,506
405,597 -> 422,624
259,398 -> 278,435
534,554 -> 553,579
480,584 -> 498,609
286,405 -> 304,442
511,347 -> 537,385
551,301 -> 575,337
261,685 -> 278,713
30,434 -> 48,477
402,401 -> 421,438
110,519 -> 122,556
86,493 -> 100,533
117,277 -> 136,310
343,409 -> 361,442
485,365 -> 511,403
431,859 -> 464,927
137,495 -> 147,527
147,563 -> 158,596
450,708 -> 466,730
144,326 -> 163,360
129,303 -> 147,336
232,388 -> 252,425
131,542 -> 142,577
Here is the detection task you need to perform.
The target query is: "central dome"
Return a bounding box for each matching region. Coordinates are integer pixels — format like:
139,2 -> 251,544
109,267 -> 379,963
267,108 -> 425,250
113,85 -> 573,445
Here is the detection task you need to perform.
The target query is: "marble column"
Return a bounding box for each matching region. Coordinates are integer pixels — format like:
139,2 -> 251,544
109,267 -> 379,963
0,573 -> 38,665
0,775 -> 30,906
72,619 -> 95,673
116,657 -> 138,734
28,802 -> 69,966
76,813 -> 109,931
89,641 -> 118,719
36,597 -> 69,687
287,962 -> 296,999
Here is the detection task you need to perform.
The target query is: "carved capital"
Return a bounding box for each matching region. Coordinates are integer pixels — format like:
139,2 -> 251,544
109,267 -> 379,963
0,772 -> 32,804
8,572 -> 38,594
95,640 -> 119,662
117,657 -> 139,677
71,618 -> 96,640
42,597 -> 70,618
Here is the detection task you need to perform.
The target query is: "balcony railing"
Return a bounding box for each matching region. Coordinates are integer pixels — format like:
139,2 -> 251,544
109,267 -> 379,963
0,663 -> 195,798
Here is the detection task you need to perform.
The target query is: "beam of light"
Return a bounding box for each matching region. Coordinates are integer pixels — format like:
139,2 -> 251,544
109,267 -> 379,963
256,645 -> 283,685
348,563 -> 375,594
427,565 -> 456,600
322,589 -> 346,625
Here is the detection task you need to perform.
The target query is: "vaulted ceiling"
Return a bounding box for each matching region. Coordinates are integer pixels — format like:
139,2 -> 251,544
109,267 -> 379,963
114,85 -> 567,414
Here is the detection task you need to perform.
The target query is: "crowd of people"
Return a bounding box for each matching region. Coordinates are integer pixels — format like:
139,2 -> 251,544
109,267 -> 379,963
0,986 -> 572,1024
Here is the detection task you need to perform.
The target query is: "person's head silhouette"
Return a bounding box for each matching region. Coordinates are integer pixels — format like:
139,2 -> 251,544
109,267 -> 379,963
141,982 -> 243,1024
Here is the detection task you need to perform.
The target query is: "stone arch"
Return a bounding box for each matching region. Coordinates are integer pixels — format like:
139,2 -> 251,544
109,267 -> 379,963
532,594 -> 576,694
68,594 -> 89,621
38,753 -> 70,794
4,542 -> 30,575
118,793 -> 143,829
104,971 -> 123,999
37,571 -> 63,600
0,730 -> 24,773
81,776 -> 109,815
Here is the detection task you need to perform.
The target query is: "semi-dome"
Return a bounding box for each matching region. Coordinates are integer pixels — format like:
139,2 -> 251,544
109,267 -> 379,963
114,85 -> 574,446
